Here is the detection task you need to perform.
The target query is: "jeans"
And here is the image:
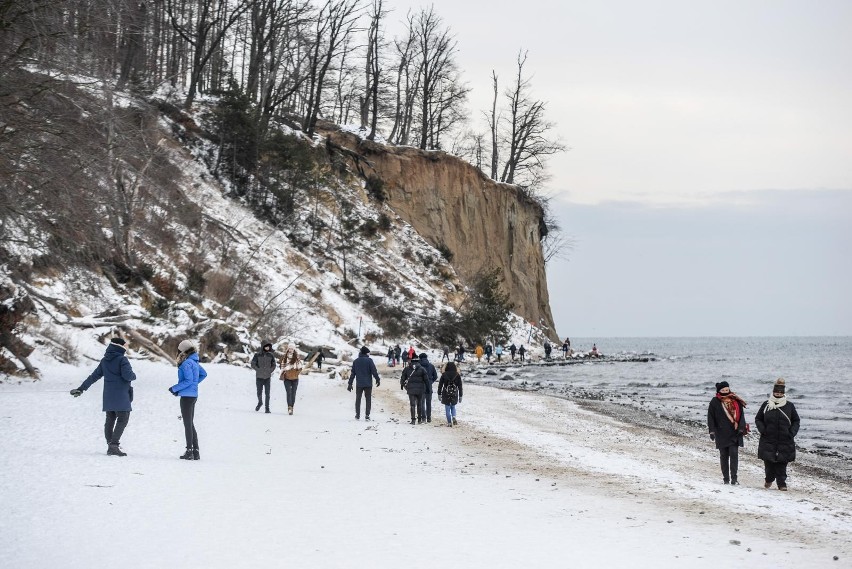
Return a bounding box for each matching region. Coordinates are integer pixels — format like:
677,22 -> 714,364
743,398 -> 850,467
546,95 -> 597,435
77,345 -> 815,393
284,379 -> 299,407
104,411 -> 130,445
356,386 -> 372,418
424,390 -> 433,420
256,378 -> 271,409
764,460 -> 788,487
444,404 -> 457,424
408,394 -> 424,421
719,445 -> 739,481
180,396 -> 199,450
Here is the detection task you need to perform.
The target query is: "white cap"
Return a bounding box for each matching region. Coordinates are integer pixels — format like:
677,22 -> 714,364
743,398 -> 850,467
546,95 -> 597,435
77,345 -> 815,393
178,339 -> 195,353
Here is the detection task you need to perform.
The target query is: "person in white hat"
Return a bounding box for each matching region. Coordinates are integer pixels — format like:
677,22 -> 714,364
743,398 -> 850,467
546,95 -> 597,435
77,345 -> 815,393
169,340 -> 207,460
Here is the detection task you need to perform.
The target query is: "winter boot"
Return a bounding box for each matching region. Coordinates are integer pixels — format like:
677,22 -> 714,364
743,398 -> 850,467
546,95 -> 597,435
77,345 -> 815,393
265,407 -> 271,414
255,402 -> 262,412
410,418 -> 416,425
365,415 -> 370,421
180,448 -> 195,460
107,443 -> 127,457
764,481 -> 773,489
452,417 -> 457,425
288,406 -> 293,415
193,448 -> 200,460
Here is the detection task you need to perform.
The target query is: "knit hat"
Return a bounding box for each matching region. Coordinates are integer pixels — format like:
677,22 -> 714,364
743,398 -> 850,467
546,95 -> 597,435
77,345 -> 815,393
715,381 -> 730,393
110,337 -> 126,346
359,346 -> 370,356
772,378 -> 786,394
419,353 -> 428,360
178,339 -> 195,353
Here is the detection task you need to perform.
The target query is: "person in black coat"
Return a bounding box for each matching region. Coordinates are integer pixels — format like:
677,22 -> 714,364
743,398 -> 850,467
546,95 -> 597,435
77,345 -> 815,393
437,362 -> 463,426
707,381 -> 747,484
400,358 -> 429,424
755,378 -> 800,491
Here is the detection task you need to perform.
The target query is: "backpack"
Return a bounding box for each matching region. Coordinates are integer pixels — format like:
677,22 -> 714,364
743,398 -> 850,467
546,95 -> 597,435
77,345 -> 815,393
443,375 -> 459,405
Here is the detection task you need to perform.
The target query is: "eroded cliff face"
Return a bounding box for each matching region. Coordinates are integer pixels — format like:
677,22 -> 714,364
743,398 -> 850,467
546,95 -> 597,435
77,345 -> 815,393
327,130 -> 557,338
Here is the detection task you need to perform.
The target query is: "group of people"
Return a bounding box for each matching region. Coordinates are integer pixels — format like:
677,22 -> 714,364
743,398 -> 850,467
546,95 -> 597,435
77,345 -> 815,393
707,378 -> 800,490
70,337 -> 206,460
250,340 -> 303,415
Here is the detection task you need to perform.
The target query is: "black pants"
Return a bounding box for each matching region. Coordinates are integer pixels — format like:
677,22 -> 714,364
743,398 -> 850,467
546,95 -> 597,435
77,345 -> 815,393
355,386 -> 371,417
104,411 -> 130,445
284,379 -> 299,407
719,445 -> 739,481
408,393 -> 424,421
256,378 -> 271,409
764,460 -> 788,487
424,390 -> 432,420
180,396 -> 199,450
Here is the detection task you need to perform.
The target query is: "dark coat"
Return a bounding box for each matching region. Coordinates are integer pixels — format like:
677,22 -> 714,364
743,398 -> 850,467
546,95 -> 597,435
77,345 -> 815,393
251,345 -> 276,379
79,344 -> 136,412
707,396 -> 746,449
401,363 -> 429,396
437,372 -> 463,405
348,355 -> 380,388
418,356 -> 437,393
755,400 -> 800,463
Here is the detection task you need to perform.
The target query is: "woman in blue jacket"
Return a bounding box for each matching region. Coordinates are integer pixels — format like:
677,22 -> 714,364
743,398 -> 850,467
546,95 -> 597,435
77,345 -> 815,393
169,340 -> 207,460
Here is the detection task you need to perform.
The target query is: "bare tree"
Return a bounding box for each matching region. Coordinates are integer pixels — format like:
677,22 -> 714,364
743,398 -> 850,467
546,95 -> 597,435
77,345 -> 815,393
359,0 -> 385,140
487,70 -> 499,179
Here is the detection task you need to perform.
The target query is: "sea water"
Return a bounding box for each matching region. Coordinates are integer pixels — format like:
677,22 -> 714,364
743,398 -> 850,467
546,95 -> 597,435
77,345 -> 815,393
526,337 -> 852,459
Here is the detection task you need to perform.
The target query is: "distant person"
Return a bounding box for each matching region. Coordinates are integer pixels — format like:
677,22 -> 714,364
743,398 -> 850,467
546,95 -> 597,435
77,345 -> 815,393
387,347 -> 395,366
457,343 -> 466,362
70,337 -> 136,457
707,381 -> 747,485
401,347 -> 410,367
438,362 -> 464,427
315,350 -> 324,370
475,344 -> 484,363
348,346 -> 381,421
419,353 -> 438,423
590,343 -> 600,358
509,343 -> 517,361
251,340 -> 276,413
543,341 -> 552,360
484,343 -> 493,363
518,345 -> 526,362
561,340 -> 569,359
169,340 -> 207,460
495,344 -> 504,362
279,346 -> 303,415
441,345 -> 450,362
755,378 -> 800,491
408,345 -> 416,361
400,356 -> 429,424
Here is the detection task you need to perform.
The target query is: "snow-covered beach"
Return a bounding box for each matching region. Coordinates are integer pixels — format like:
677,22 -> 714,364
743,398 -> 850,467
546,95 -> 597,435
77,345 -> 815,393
2,354 -> 851,569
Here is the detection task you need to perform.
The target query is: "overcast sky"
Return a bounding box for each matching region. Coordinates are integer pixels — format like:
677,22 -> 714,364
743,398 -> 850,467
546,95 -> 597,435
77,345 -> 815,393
388,0 -> 852,336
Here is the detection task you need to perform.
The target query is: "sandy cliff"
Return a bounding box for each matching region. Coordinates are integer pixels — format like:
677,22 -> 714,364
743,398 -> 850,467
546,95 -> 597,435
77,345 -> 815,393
327,130 -> 557,337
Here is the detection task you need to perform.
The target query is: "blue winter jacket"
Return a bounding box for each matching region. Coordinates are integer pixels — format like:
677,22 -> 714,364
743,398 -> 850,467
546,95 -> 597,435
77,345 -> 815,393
348,355 -> 380,388
79,344 -> 136,412
171,353 -> 207,397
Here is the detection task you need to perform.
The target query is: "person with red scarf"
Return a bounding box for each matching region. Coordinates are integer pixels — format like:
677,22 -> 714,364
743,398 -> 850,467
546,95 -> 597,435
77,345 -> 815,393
707,381 -> 747,485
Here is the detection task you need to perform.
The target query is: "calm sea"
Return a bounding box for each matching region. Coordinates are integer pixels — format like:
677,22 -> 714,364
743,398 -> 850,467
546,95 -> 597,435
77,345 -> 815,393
524,337 -> 852,459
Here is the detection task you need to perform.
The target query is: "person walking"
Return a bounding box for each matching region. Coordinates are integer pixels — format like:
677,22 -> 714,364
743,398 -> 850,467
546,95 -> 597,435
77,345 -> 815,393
518,345 -> 526,362
561,339 -> 569,359
280,346 -> 303,415
401,347 -> 410,368
441,345 -> 450,363
251,340 -> 276,413
387,347 -> 395,366
707,381 -> 747,485
394,344 -> 402,366
509,343 -> 517,361
484,343 -> 493,363
438,362 -> 464,427
315,350 -> 324,370
457,344 -> 466,362
495,344 -> 504,362
400,357 -> 429,424
348,346 -> 381,420
418,353 -> 438,422
543,341 -> 552,360
755,378 -> 800,491
475,344 -> 484,363
169,340 -> 207,460
70,337 -> 136,457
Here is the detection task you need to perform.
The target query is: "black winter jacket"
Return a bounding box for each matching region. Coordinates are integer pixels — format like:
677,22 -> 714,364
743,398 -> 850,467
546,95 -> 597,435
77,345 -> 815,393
707,396 -> 746,449
755,400 -> 800,463
437,372 -> 463,405
401,364 -> 429,396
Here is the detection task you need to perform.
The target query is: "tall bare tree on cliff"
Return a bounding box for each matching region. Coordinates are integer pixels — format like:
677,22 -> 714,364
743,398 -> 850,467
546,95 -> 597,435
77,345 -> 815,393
499,50 -> 565,189
487,70 -> 500,179
301,0 -> 362,138
360,0 -> 386,140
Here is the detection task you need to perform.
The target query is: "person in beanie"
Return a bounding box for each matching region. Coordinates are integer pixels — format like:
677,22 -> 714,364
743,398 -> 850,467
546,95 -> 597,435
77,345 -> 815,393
279,346 -> 303,415
707,381 -> 747,485
755,378 -> 800,491
437,361 -> 463,426
418,353 -> 438,422
400,356 -> 430,424
251,340 -> 276,413
70,337 -> 136,456
169,340 -> 207,460
348,346 -> 381,420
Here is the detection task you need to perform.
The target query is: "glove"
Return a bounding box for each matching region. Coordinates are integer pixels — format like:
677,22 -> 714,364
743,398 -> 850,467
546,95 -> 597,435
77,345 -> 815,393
169,387 -> 178,396
376,381 -> 381,387
709,433 -> 715,442
347,385 -> 353,392
70,389 -> 82,397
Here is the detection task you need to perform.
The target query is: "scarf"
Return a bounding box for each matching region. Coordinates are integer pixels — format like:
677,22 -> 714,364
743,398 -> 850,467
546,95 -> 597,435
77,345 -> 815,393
715,392 -> 746,428
764,394 -> 787,412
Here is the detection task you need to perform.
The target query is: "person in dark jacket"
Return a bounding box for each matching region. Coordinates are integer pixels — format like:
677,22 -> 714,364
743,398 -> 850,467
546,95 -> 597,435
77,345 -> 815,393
707,381 -> 747,485
509,343 -> 517,361
755,378 -> 800,491
70,337 -> 136,456
518,345 -> 526,362
437,361 -> 464,427
251,340 -> 276,413
170,340 -> 207,460
418,353 -> 438,422
348,346 -> 381,420
400,357 -> 430,424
